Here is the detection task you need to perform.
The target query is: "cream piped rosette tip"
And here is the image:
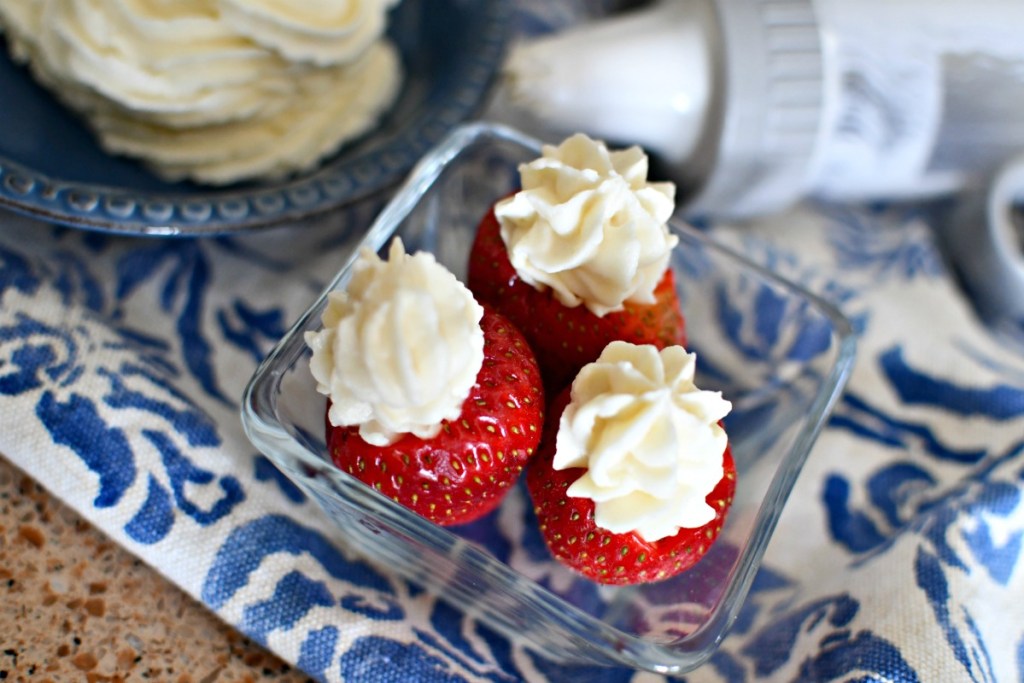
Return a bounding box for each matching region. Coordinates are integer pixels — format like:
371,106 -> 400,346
305,238 -> 485,447
493,133 -> 678,317
553,341 -> 731,543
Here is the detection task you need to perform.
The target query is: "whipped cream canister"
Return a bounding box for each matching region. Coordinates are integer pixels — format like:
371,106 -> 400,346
503,0 -> 1024,218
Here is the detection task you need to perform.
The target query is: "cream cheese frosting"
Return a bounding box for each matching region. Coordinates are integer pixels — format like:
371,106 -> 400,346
305,239 -> 485,447
554,341 -> 731,542
219,0 -> 400,66
0,0 -> 402,184
89,43 -> 401,184
494,133 -> 678,317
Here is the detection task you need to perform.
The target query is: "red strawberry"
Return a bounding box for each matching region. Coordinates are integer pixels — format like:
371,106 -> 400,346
467,205 -> 686,394
526,390 -> 735,585
328,308 -> 544,526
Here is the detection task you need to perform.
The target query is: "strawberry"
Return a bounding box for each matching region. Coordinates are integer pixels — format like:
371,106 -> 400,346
328,307 -> 544,526
467,205 -> 686,394
526,390 -> 735,585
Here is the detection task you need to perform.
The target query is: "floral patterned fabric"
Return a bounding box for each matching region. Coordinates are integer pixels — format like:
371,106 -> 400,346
1,4 -> 1023,682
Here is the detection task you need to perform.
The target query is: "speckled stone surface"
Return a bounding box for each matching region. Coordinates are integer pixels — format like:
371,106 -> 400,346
0,453 -> 313,683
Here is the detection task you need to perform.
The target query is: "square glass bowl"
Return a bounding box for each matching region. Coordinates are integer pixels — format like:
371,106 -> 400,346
241,122 -> 856,674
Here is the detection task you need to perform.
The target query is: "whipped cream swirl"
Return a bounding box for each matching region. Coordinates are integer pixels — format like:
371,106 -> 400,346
554,342 -> 731,542
305,239 -> 485,447
219,0 -> 399,65
494,133 -> 678,316
0,0 -> 402,184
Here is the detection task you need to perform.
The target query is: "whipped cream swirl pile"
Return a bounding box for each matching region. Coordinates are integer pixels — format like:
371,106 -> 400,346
0,0 -> 402,184
494,133 -> 678,316
305,238 -> 484,447
554,342 -> 731,542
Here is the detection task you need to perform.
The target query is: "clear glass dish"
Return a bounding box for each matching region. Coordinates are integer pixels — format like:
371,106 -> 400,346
241,122 -> 857,674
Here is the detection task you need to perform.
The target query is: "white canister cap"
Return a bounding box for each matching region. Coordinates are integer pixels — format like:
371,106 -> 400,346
500,0 -> 720,191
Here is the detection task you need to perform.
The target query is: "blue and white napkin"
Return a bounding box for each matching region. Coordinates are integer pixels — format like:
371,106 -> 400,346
3,185 -> 1024,682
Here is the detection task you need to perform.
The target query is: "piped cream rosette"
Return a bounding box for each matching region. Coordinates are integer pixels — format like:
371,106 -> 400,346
554,341 -> 731,542
494,133 -> 678,317
305,239 -> 485,448
0,0 -> 402,184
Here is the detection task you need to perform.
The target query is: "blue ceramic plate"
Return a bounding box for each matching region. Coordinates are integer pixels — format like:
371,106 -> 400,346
0,1 -> 511,236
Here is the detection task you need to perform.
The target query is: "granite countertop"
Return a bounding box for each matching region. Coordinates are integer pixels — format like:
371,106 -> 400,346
0,453 -> 311,683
